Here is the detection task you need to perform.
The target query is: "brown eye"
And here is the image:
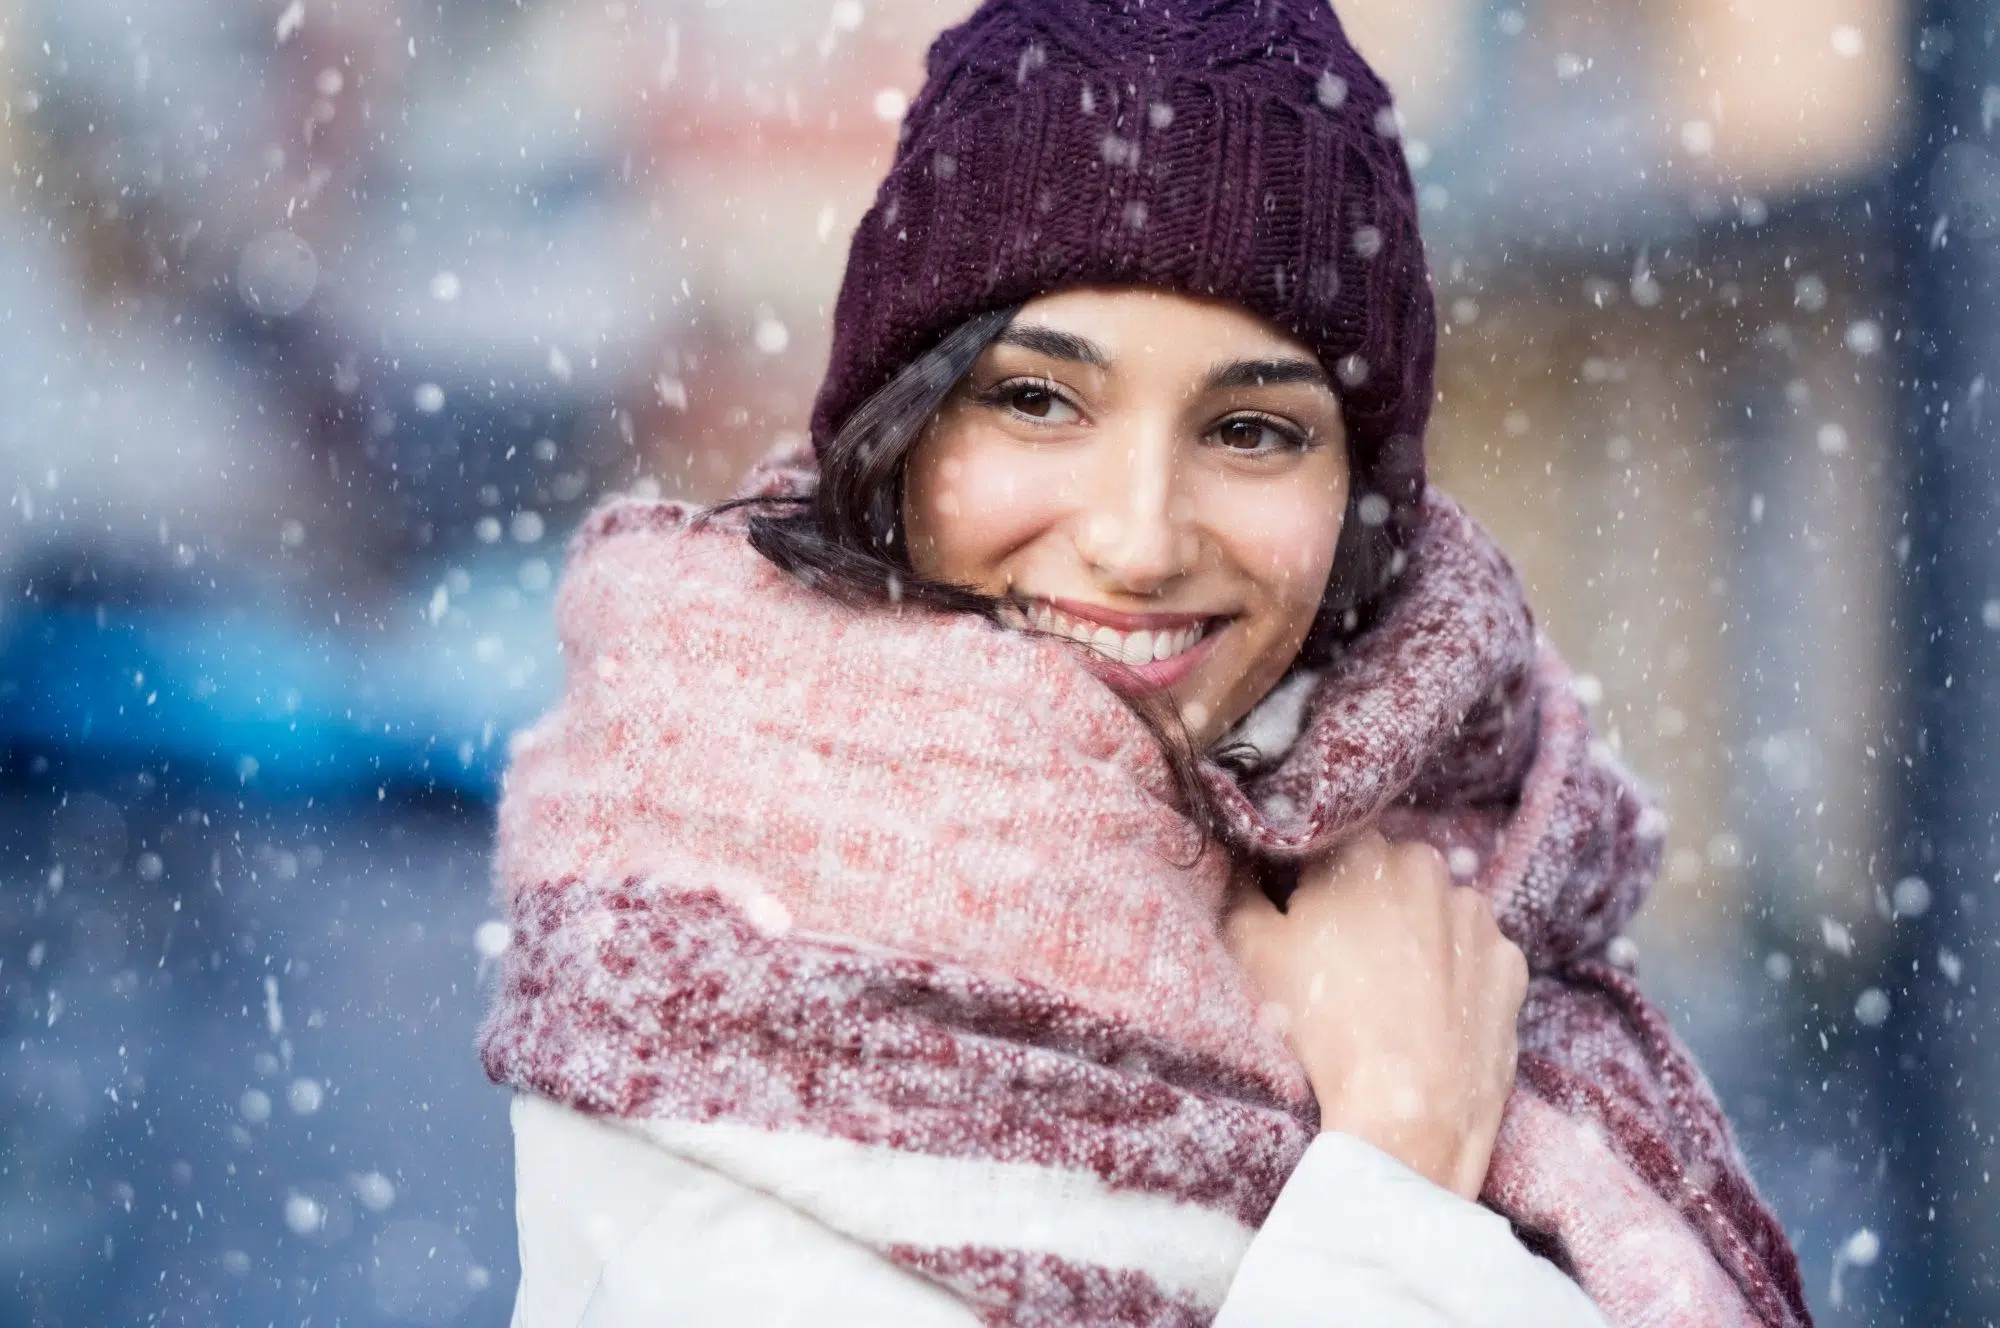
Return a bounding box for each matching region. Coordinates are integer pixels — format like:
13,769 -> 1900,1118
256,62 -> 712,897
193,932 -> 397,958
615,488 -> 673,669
1216,420 -> 1262,449
1009,385 -> 1057,417
1213,417 -> 1300,453
985,379 -> 1079,424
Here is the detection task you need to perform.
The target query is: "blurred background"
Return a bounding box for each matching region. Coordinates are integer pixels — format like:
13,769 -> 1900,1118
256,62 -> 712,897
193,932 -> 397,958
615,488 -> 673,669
1,0 -> 1994,1322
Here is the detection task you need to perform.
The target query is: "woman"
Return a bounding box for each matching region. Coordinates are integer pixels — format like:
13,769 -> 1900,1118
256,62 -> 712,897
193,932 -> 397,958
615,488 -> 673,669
483,1 -> 1811,1324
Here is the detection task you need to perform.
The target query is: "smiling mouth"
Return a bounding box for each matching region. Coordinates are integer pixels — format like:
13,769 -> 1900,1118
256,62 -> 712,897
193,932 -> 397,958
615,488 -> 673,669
999,598 -> 1223,668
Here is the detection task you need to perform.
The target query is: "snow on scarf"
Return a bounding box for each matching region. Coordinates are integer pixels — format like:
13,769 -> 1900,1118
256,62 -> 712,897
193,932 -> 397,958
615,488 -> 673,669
480,451 -> 1810,1328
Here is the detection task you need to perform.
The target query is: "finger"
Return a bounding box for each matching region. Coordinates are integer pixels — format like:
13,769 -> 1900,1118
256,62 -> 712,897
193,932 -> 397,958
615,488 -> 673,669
1497,937 -> 1530,1002
1224,875 -> 1282,921
1335,828 -> 1392,873
1450,883 -> 1494,925
1395,839 -> 1451,876
1457,893 -> 1519,971
1222,885 -> 1281,953
1392,845 -> 1458,916
1308,830 -> 1391,896
1469,940 -> 1530,1032
1476,903 -> 1528,992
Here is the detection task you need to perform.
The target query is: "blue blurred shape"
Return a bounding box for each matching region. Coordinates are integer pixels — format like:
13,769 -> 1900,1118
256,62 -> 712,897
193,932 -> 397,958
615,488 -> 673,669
0,598 -> 556,802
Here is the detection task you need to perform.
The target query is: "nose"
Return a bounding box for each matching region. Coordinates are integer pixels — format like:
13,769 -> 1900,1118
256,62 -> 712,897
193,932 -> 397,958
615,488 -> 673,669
1073,431 -> 1195,596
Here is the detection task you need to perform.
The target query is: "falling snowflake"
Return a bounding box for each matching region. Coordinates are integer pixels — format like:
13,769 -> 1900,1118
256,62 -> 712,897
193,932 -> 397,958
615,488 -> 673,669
283,1191 -> 326,1237
873,88 -> 908,122
288,1078 -> 325,1115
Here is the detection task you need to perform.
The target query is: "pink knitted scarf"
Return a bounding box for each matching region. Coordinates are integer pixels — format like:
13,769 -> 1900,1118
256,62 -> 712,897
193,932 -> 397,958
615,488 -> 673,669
481,453 -> 1809,1327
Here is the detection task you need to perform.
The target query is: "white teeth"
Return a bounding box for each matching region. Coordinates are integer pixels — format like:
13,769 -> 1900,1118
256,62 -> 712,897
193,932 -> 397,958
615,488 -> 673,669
1012,603 -> 1208,666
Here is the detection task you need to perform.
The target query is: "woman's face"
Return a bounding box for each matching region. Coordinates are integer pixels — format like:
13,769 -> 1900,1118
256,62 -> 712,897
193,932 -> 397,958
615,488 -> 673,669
904,287 -> 1350,748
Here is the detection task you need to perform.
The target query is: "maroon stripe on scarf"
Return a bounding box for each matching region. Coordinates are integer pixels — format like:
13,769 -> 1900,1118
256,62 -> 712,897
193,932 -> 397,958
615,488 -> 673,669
482,879 -> 1313,1227
888,1245 -> 1212,1328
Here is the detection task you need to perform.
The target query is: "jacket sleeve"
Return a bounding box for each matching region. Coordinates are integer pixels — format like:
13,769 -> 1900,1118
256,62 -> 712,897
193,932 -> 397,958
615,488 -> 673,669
508,1094 -> 977,1327
509,1095 -> 1608,1327
1213,1132 -> 1610,1327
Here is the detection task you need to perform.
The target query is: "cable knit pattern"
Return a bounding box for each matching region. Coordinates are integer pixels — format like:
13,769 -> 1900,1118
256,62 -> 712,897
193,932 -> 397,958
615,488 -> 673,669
813,0 -> 1434,554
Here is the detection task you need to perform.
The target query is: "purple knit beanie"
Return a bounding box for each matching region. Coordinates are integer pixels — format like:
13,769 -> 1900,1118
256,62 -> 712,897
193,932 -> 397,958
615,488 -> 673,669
811,0 -> 1436,588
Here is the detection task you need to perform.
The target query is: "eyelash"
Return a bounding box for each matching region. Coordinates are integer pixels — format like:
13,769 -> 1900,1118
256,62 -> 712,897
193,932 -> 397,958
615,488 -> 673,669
974,377 -> 1315,455
973,377 -> 1070,419
1211,412 -> 1313,454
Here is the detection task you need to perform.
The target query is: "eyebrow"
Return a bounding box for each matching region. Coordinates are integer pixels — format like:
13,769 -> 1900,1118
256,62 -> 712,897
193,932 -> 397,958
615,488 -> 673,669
994,324 -> 1111,367
992,325 -> 1330,394
1203,358 -> 1330,393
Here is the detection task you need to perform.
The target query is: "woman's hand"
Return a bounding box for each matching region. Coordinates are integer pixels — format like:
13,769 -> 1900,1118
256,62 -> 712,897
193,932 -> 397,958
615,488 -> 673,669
1223,831 -> 1528,1200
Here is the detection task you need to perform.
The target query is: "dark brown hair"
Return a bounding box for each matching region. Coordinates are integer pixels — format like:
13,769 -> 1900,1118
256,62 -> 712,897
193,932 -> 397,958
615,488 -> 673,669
722,305 -> 1385,833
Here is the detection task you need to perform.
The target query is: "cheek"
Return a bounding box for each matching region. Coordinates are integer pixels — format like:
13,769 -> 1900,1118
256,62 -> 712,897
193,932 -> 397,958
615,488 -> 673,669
905,433 -> 1072,586
1219,486 -> 1345,621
